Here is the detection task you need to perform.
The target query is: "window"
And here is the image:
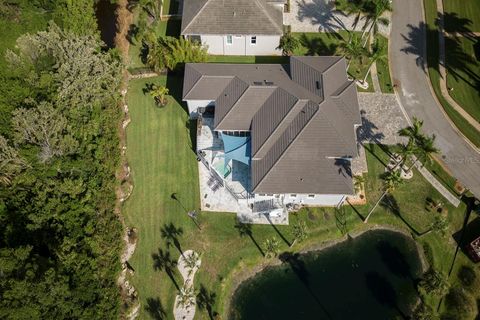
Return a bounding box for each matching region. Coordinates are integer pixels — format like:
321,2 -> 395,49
189,35 -> 201,43
308,194 -> 315,198
251,36 -> 257,45
226,35 -> 233,45
290,194 -> 297,198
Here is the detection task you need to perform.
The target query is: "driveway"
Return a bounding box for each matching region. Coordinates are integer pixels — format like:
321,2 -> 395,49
284,0 -> 390,35
389,0 -> 480,196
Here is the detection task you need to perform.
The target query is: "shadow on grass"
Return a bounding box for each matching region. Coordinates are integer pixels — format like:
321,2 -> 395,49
145,297 -> 167,320
152,248 -> 180,290
234,219 -> 265,256
380,194 -> 422,236
196,284 -> 218,320
297,32 -> 340,56
160,222 -> 184,256
451,196 -> 480,266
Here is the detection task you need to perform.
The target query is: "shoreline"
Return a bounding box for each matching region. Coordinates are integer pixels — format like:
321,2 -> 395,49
222,224 -> 429,318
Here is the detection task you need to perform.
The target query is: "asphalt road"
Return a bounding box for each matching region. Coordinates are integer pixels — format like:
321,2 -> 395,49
389,0 -> 480,198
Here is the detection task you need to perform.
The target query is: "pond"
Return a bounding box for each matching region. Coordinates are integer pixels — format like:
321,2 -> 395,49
95,0 -> 117,48
229,230 -> 423,320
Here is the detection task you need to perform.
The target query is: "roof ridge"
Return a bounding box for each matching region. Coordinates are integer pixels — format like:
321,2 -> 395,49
331,80 -> 355,97
253,101 -> 319,192
214,77 -> 249,129
183,66 -> 203,98
253,0 -> 283,33
182,0 -> 213,34
252,98 -> 305,158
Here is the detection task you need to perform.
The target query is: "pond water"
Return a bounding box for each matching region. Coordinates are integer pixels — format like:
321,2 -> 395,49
95,0 -> 117,48
229,230 -> 423,320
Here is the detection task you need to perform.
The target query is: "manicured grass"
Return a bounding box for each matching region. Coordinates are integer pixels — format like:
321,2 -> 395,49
445,35 -> 480,122
423,0 -> 480,148
443,0 -> 480,32
375,35 -> 394,93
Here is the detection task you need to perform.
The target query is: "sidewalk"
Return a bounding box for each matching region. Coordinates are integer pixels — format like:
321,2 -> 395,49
435,0 -> 480,133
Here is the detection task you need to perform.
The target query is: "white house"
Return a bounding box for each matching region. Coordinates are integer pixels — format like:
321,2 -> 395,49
183,56 -> 363,210
181,0 -> 285,56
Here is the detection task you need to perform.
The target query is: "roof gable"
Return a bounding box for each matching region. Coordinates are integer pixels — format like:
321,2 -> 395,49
181,0 -> 283,35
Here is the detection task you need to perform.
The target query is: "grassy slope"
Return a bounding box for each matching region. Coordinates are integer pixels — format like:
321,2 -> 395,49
445,36 -> 480,122
443,0 -> 480,32
124,74 -> 470,318
423,0 -> 480,147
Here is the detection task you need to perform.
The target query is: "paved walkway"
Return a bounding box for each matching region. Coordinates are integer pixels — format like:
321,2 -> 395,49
414,160 -> 461,207
284,0 -> 390,35
174,250 -> 201,320
435,0 -> 480,133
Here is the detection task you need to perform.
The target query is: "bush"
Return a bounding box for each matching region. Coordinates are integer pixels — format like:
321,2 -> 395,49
457,265 -> 477,289
443,286 -> 476,319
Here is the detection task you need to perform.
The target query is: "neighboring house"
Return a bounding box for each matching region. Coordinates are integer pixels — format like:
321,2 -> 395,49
181,0 -> 284,56
183,56 -> 362,212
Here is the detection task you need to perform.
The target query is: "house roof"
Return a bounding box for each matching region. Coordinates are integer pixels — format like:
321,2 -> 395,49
181,0 -> 284,35
183,56 -> 362,195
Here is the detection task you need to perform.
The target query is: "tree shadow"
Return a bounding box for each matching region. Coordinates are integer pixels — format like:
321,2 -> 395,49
265,215 -> 291,246
298,33 -> 340,56
278,252 -> 333,319
160,222 -> 184,256
334,157 -> 352,178
376,240 -> 415,280
196,284 -> 217,320
452,196 -> 480,265
380,194 -> 421,236
365,271 -> 408,319
443,12 -> 473,37
334,205 -> 348,235
151,248 -> 180,290
400,22 -> 436,73
296,0 -> 350,33
234,219 -> 265,256
145,297 -> 167,320
185,119 -> 197,153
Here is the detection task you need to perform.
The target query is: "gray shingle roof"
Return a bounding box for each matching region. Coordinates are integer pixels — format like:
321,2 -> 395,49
181,0 -> 284,35
182,56 -> 361,195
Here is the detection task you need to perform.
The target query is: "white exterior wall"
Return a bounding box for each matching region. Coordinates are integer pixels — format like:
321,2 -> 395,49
254,193 -> 348,207
191,34 -> 281,55
186,100 -> 214,118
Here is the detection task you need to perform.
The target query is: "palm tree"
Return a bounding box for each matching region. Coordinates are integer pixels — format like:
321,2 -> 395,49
337,33 -> 366,72
361,38 -> 387,83
277,31 -> 300,56
398,117 -> 425,145
364,170 -> 404,223
430,215 -> 449,237
263,237 -> 280,258
418,269 -> 449,297
361,0 -> 392,47
409,134 -> 439,171
335,0 -> 369,32
183,251 -> 200,277
353,174 -> 365,193
396,140 -> 416,170
149,84 -> 169,107
290,221 -> 308,247
177,284 -> 196,309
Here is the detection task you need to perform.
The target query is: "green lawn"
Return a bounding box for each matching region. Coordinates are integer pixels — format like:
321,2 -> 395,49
423,0 -> 480,148
443,0 -> 480,32
445,35 -> 480,123
375,35 -> 394,93
124,72 -> 474,318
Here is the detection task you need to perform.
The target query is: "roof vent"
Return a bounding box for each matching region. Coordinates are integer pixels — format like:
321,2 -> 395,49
264,80 -> 274,85
253,81 -> 263,85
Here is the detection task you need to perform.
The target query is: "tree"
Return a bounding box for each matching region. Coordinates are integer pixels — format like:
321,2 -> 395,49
418,269 -> 449,297
263,237 -> 280,258
361,0 -> 392,47
412,300 -> 437,320
145,36 -> 208,71
277,31 -> 300,56
353,174 -> 365,194
335,0 -> 370,31
290,221 -> 308,247
337,33 -> 366,72
183,251 -> 200,277
430,215 -> 449,237
177,284 -> 196,309
0,135 -> 28,185
364,170 -> 403,223
12,102 -> 78,162
53,0 -> 98,36
361,38 -> 387,83
149,84 -> 169,107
